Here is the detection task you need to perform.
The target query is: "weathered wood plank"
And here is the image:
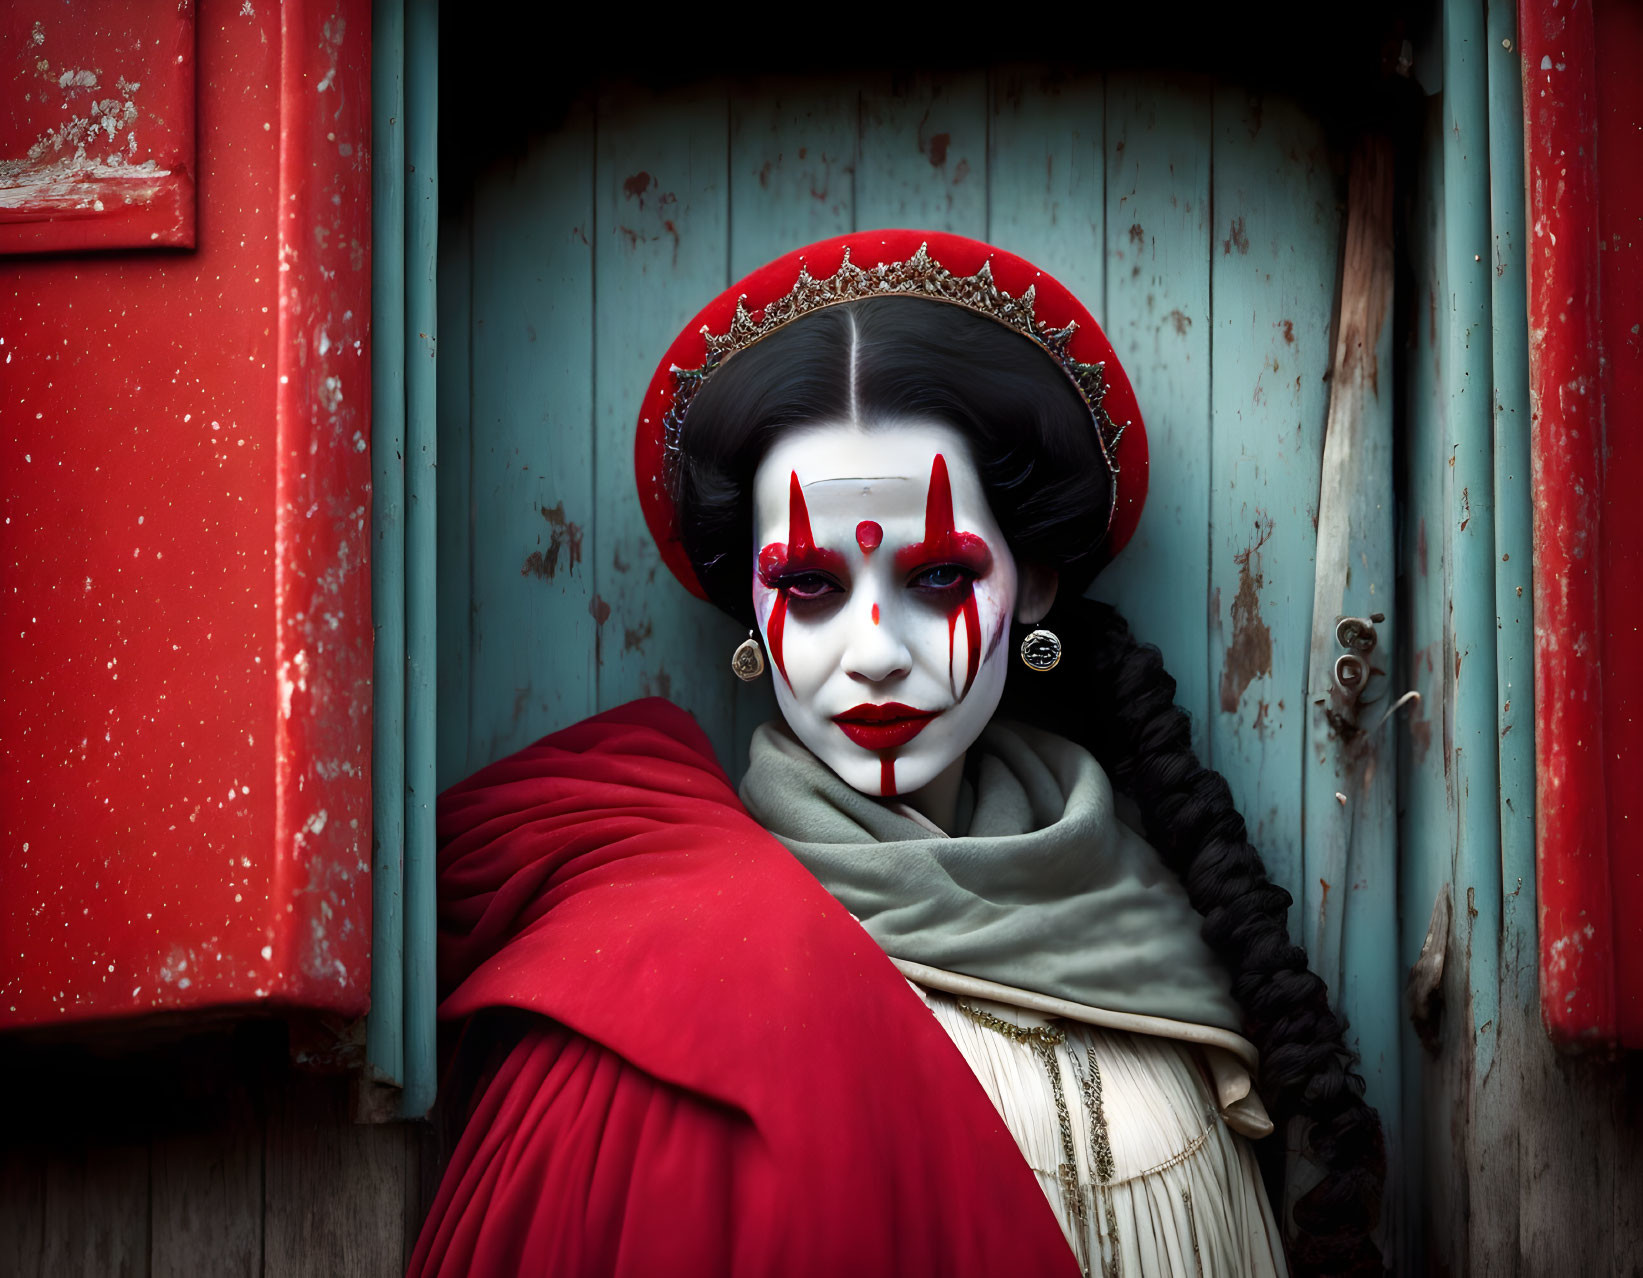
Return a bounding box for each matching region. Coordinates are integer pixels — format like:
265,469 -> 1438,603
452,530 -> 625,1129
1300,132 -> 1402,1256
593,86 -> 744,770
1088,73 -> 1214,758
985,67 -> 1105,315
0,1144 -> 47,1277
725,82 -> 857,775
149,1084 -> 262,1278
1207,88 -> 1341,935
855,72 -> 987,237
1399,92 -> 1461,1275
728,81 -> 856,278
435,202 -> 474,792
465,105 -> 598,770
39,1142 -> 149,1278
263,1074 -> 416,1278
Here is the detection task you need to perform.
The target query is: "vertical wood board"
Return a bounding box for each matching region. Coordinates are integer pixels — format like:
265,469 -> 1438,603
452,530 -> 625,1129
466,109 -> 598,770
434,204 -> 474,791
263,1075 -> 415,1278
593,87 -> 742,768
985,69 -> 1106,319
728,82 -> 857,278
149,1086 -> 262,1278
855,73 -> 988,236
1089,74 -> 1214,756
1207,88 -> 1342,932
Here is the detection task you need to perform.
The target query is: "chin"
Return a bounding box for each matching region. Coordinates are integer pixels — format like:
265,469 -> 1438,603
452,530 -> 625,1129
806,744 -> 948,799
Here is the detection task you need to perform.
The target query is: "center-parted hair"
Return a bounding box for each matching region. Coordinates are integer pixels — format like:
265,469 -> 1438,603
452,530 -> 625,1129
672,296 -> 1385,1277
674,299 -> 1115,626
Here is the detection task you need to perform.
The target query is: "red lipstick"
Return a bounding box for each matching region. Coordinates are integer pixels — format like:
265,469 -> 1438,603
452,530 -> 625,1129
832,703 -> 941,750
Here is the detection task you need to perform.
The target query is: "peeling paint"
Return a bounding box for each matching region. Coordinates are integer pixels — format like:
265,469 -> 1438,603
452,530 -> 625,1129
522,503 -> 584,580
1219,515 -> 1275,712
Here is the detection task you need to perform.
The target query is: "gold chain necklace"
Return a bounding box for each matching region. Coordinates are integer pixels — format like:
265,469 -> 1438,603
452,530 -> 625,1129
956,1000 -> 1123,1278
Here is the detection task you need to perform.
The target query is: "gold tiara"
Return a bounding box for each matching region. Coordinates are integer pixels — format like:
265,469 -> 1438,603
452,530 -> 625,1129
662,243 -> 1125,475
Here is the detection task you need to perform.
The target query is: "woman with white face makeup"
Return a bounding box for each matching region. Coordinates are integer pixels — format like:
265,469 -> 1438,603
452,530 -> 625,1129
412,233 -> 1384,1278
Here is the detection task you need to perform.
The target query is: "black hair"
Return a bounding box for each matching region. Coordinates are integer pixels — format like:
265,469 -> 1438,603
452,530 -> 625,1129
676,299 -> 1114,625
673,297 -> 1386,1276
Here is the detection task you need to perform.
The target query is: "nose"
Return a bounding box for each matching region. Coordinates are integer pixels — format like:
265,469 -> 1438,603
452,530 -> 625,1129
841,597 -> 913,684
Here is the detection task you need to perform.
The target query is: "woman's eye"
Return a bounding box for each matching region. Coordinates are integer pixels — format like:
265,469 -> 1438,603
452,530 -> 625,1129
910,564 -> 975,591
781,572 -> 842,600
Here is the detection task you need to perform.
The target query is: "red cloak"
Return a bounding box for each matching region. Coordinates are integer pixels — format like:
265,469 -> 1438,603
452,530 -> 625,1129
408,698 -> 1079,1278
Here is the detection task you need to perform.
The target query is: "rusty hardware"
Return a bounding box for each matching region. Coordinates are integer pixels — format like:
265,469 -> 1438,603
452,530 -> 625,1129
1335,613 -> 1385,655
1335,652 -> 1369,697
1331,613 -> 1387,707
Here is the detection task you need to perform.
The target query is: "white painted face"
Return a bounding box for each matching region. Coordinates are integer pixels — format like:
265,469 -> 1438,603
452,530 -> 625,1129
751,420 -> 1027,799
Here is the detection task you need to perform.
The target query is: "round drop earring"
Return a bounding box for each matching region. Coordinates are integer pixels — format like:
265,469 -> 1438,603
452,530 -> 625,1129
1019,628 -> 1062,672
731,631 -> 766,681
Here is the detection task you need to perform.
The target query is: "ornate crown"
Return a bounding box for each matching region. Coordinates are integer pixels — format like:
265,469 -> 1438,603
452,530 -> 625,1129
662,243 -> 1125,478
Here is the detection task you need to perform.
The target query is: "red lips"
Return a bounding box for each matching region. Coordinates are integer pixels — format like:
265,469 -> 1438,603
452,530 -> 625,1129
832,702 -> 941,750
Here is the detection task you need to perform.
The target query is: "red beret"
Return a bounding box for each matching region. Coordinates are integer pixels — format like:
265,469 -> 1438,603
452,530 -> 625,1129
635,229 -> 1148,601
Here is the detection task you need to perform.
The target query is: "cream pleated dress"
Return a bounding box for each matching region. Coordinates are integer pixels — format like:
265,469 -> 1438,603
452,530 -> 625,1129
915,986 -> 1288,1278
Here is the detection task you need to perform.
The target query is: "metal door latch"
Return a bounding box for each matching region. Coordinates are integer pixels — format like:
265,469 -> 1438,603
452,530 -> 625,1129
1333,613 -> 1384,704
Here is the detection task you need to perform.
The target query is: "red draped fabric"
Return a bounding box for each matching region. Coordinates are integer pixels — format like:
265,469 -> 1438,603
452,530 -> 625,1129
408,698 -> 1078,1278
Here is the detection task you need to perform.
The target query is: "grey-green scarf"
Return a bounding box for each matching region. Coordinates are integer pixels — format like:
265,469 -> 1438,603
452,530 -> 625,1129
739,718 -> 1247,1044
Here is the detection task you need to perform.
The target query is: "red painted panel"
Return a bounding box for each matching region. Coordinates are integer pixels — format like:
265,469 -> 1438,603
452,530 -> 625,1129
1523,0 -> 1643,1049
0,0 -> 197,254
1591,0 -> 1643,1051
0,1 -> 372,1032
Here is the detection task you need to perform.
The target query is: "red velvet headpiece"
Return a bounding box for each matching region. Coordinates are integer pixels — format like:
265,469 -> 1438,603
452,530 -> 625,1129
635,229 -> 1149,601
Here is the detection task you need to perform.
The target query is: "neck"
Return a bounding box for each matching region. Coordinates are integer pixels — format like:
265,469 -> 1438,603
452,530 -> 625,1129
896,752 -> 966,833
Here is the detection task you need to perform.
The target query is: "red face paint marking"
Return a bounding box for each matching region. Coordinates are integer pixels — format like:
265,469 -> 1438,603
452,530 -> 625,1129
856,520 -> 883,553
881,756 -> 896,797
871,602 -> 880,626
893,454 -> 994,699
755,471 -> 846,689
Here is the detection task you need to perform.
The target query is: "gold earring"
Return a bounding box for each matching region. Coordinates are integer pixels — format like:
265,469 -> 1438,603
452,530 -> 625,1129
731,630 -> 766,681
1019,628 -> 1062,672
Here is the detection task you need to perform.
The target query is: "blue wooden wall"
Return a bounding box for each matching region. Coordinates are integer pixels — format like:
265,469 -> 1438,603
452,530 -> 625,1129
435,72 -> 1345,804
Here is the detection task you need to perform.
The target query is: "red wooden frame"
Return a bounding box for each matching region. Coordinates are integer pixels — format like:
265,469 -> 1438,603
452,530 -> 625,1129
1522,0 -> 1643,1050
0,0 -> 372,1033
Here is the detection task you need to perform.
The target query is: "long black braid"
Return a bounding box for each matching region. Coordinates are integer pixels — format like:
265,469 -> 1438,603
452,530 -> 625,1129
673,296 -> 1386,1275
1002,597 -> 1386,1276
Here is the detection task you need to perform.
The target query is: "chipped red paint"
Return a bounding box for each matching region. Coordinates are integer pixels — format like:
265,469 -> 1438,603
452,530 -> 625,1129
856,520 -> 883,553
0,0 -> 197,253
0,0 -> 373,1031
757,471 -> 845,689
895,455 -> 991,699
1523,0 -> 1643,1049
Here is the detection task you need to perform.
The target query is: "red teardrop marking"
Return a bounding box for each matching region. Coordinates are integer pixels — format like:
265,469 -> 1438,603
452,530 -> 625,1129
871,602 -> 880,626
766,593 -> 788,687
895,454 -> 992,700
754,471 -> 844,691
959,593 -> 981,695
881,755 -> 896,796
856,520 -> 883,553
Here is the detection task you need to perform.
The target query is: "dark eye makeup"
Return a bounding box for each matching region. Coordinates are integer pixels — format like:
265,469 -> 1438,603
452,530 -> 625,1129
777,571 -> 843,600
908,563 -> 978,592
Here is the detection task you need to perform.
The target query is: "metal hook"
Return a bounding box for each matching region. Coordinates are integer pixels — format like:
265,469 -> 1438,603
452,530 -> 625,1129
1373,689 -> 1422,735
1335,613 -> 1385,655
